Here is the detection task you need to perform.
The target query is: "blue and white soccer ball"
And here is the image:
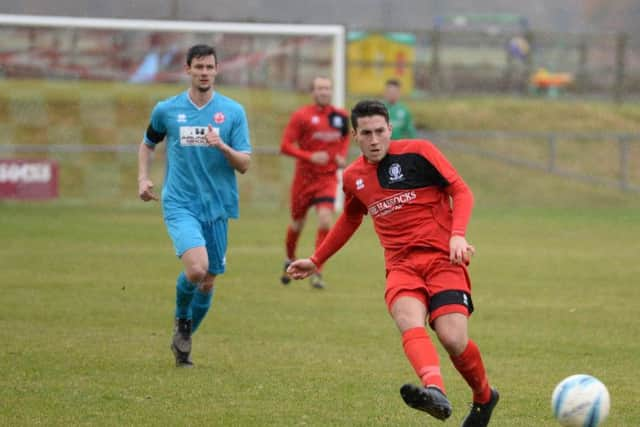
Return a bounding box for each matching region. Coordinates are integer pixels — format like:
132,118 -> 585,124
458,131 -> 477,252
551,374 -> 610,427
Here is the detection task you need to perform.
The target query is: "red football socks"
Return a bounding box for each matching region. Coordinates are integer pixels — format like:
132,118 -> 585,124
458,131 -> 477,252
285,226 -> 301,260
450,339 -> 492,404
402,327 -> 446,393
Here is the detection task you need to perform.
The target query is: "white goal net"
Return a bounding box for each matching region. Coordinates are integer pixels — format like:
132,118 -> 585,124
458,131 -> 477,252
0,14 -> 346,207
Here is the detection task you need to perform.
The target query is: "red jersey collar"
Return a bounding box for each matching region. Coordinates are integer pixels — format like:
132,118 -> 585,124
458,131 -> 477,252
313,103 -> 332,113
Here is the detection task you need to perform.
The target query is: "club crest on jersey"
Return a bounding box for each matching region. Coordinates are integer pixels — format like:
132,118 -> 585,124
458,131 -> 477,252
177,113 -> 187,123
331,115 -> 344,128
311,115 -> 320,124
388,163 -> 405,183
356,178 -> 364,190
214,112 -> 225,124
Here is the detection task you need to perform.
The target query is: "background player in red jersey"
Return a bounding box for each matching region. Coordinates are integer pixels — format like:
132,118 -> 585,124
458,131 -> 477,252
287,100 -> 499,426
279,76 -> 350,289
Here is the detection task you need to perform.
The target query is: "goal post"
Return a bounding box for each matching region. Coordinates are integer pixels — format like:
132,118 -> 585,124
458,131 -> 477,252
0,13 -> 346,107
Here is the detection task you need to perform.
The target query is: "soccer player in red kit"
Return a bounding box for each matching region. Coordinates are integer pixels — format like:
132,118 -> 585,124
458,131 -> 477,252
279,76 -> 350,289
287,100 -> 499,426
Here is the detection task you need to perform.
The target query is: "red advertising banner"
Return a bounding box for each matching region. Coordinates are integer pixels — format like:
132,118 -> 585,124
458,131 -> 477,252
0,159 -> 59,200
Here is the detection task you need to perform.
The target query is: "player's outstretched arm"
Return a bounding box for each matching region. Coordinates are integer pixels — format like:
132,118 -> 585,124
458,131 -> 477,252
287,258 -> 318,280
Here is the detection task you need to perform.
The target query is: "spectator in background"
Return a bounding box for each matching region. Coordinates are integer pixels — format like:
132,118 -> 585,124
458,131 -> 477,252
382,78 -> 417,140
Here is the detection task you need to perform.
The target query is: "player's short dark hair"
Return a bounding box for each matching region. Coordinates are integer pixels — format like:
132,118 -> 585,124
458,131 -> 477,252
385,78 -> 401,88
186,44 -> 217,66
350,100 -> 389,129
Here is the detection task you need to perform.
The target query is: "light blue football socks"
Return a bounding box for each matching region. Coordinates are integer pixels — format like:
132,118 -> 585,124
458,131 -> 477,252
191,288 -> 214,333
175,271 -> 215,333
175,272 -> 196,320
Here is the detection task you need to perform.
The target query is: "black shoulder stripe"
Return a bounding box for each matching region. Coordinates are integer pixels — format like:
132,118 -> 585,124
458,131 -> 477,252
146,123 -> 166,144
377,153 -> 449,190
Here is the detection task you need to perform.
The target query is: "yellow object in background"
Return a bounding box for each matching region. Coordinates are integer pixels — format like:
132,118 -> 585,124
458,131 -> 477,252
348,32 -> 416,95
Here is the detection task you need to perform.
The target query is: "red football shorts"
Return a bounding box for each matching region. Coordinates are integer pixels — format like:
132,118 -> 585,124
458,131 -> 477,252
384,248 -> 474,327
289,173 -> 338,220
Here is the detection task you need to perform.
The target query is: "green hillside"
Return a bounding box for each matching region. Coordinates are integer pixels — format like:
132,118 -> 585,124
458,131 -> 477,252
1,79 -> 638,209
2,80 -> 639,137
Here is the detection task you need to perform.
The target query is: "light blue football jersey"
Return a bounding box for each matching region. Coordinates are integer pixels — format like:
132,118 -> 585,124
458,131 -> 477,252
144,90 -> 251,222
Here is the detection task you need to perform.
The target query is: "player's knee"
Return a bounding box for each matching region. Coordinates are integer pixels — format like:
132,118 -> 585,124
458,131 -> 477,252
290,219 -> 305,232
185,265 -> 208,284
199,278 -> 215,293
393,311 -> 424,332
435,327 -> 468,356
317,210 -> 333,228
318,219 -> 332,230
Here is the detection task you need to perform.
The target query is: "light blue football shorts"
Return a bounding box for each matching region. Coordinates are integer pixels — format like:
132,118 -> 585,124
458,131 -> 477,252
164,210 -> 228,275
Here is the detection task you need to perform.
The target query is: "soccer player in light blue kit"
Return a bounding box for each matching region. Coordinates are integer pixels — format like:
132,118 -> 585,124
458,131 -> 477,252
137,44 -> 251,367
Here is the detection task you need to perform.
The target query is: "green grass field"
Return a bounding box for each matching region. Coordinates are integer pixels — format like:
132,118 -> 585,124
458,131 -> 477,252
1,80 -> 639,425
1,192 -> 639,426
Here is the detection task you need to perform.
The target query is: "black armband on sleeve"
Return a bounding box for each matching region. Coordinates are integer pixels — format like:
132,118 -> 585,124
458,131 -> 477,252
145,123 -> 166,144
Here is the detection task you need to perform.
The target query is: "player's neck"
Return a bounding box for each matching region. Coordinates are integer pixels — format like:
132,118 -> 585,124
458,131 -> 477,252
188,87 -> 214,107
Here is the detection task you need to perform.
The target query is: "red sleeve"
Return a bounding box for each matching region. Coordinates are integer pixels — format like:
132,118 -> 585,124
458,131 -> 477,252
418,141 -> 459,184
444,177 -> 474,237
419,141 -> 474,237
310,191 -> 366,267
280,111 -> 313,162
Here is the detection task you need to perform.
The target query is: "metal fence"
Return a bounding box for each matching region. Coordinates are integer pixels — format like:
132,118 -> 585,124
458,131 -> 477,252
2,131 -> 638,206
422,130 -> 640,192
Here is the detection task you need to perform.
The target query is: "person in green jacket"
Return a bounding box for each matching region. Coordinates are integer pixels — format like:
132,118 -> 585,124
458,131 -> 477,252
383,79 -> 417,140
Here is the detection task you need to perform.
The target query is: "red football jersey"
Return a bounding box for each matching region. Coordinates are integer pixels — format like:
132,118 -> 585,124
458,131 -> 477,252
280,104 -> 350,178
311,139 -> 473,266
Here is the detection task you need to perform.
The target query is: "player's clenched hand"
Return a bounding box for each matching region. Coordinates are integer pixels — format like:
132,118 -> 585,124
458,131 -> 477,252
206,124 -> 224,148
449,235 -> 475,265
286,258 -> 318,280
138,178 -> 158,201
335,154 -> 346,168
310,151 -> 330,165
